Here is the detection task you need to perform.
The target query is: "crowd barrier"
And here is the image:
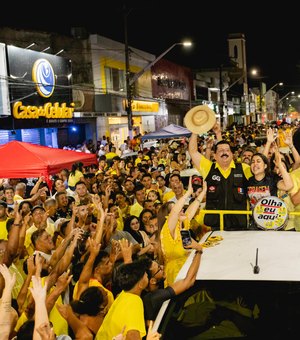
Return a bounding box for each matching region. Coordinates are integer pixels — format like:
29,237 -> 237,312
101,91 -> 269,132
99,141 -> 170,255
203,210 -> 300,231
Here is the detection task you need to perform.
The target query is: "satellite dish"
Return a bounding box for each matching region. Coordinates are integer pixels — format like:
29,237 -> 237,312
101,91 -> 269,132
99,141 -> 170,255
72,89 -> 85,110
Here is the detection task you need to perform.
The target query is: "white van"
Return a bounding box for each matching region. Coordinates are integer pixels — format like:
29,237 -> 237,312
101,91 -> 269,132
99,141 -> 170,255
153,230 -> 300,339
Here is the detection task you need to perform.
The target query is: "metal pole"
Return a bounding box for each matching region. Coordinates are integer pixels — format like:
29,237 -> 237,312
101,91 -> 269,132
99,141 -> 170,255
259,81 -> 263,122
124,5 -> 133,138
219,65 -> 224,129
129,43 -> 179,86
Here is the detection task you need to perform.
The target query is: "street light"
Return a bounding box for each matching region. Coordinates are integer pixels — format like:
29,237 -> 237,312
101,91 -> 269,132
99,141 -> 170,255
129,41 -> 192,86
125,41 -> 192,136
277,91 -> 295,120
262,82 -> 283,97
278,91 -> 295,104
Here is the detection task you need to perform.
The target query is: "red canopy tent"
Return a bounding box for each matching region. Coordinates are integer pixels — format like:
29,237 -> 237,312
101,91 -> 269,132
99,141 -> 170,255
0,141 -> 98,186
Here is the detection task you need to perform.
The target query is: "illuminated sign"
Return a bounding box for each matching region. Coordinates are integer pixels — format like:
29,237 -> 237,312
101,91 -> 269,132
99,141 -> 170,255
13,101 -> 74,119
123,100 -> 159,112
7,45 -> 73,124
32,59 -> 55,98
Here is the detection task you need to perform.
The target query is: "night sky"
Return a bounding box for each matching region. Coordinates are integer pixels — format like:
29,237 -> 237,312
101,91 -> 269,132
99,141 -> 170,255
1,1 -> 299,96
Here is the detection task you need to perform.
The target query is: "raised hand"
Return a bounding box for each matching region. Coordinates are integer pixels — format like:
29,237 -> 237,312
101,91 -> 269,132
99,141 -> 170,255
36,321 -> 55,340
29,275 -> 47,302
146,320 -> 162,340
0,263 -> 16,290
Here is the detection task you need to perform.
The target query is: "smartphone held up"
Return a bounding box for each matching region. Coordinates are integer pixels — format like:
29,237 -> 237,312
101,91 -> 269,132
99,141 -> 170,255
180,229 -> 192,248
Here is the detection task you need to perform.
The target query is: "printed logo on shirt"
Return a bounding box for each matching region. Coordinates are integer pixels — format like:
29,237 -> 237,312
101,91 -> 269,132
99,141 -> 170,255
237,187 -> 244,194
212,175 -> 221,181
209,186 -> 216,192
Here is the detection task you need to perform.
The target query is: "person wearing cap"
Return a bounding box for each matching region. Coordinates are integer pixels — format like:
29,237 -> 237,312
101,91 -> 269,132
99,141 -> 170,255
188,122 -> 252,231
24,205 -> 55,256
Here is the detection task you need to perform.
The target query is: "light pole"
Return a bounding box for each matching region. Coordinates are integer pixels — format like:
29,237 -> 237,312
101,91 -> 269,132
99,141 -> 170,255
278,91 -> 295,119
260,82 -> 283,120
261,82 -> 283,100
278,91 -> 295,105
125,40 -> 192,137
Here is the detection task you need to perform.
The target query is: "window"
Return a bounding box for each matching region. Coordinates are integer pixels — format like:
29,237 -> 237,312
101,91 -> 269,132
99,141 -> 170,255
105,67 -> 126,92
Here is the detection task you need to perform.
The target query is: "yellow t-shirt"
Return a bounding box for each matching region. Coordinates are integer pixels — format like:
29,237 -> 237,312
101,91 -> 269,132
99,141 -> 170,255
163,190 -> 175,203
24,222 -> 55,256
105,152 -> 118,160
278,128 -> 291,148
68,170 -> 84,187
288,168 -> 300,231
198,157 -> 252,181
0,218 -> 8,240
96,290 -> 146,340
15,277 -> 68,336
129,202 -> 144,218
160,217 -> 190,287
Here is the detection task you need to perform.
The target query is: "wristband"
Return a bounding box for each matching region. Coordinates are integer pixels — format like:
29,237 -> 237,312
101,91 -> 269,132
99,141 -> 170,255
195,249 -> 203,255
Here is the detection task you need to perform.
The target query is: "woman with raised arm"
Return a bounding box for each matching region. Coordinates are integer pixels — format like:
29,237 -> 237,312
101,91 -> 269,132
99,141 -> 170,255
160,177 -> 207,286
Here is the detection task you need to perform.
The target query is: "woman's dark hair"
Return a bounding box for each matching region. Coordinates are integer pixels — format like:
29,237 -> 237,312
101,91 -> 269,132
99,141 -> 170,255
139,208 -> 154,232
16,320 -> 34,340
114,257 -> 150,291
270,152 -> 291,172
124,215 -> 144,245
18,200 -> 33,212
70,162 -> 83,176
70,286 -> 104,316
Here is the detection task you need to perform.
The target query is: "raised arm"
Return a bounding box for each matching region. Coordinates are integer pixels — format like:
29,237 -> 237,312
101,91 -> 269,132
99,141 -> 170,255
275,149 -> 294,191
185,181 -> 207,221
0,264 -> 16,340
29,275 -> 48,340
284,130 -> 300,169
170,245 -> 202,295
76,237 -> 100,298
212,122 -> 222,141
92,195 -> 106,245
263,127 -> 276,157
168,178 -> 193,237
57,304 -> 93,340
188,133 -> 202,169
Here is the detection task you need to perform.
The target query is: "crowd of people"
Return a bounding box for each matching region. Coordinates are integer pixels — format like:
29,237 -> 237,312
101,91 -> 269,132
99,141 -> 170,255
0,119 -> 300,339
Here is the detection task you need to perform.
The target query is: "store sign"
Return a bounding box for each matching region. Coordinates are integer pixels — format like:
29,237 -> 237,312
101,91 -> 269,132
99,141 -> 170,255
123,99 -> 159,112
13,101 -> 74,119
7,45 -> 74,121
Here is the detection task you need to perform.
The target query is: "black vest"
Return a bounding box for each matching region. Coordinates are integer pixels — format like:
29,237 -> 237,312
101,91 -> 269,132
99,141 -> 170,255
204,162 -> 248,231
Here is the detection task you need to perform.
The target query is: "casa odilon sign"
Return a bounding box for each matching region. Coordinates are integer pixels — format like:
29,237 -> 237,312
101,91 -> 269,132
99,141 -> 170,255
1,45 -> 74,129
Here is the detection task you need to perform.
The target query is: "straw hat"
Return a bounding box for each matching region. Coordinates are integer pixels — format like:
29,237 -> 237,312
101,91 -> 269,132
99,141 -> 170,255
184,105 -> 216,134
